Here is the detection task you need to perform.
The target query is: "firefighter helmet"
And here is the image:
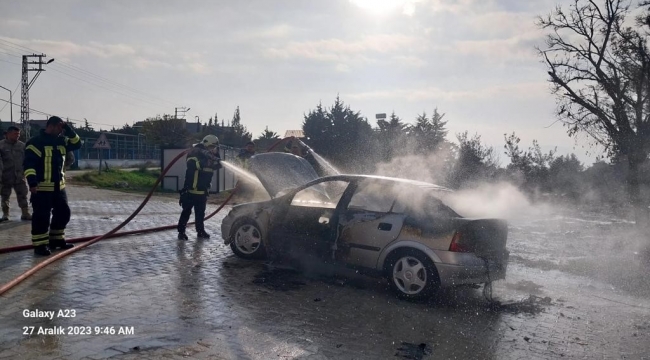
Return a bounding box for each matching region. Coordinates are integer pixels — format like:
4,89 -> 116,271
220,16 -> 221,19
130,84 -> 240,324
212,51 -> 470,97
201,134 -> 220,148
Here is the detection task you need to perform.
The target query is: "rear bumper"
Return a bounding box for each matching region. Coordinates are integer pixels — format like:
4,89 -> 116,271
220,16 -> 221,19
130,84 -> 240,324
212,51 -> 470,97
433,250 -> 508,287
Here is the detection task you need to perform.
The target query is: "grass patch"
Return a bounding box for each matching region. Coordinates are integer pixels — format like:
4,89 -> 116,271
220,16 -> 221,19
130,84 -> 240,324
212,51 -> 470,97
73,168 -> 164,192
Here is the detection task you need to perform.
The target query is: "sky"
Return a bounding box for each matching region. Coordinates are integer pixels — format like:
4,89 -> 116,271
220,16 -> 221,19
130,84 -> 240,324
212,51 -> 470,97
0,0 -> 606,165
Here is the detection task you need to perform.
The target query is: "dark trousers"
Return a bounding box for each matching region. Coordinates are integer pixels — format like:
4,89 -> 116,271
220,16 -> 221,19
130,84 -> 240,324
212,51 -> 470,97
177,193 -> 207,233
31,189 -> 71,246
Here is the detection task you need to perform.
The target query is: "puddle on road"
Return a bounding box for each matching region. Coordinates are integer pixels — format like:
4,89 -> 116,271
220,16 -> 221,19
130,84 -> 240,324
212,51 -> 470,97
395,342 -> 431,359
487,295 -> 552,315
505,280 -> 544,295
252,269 -> 307,291
222,260 -> 258,270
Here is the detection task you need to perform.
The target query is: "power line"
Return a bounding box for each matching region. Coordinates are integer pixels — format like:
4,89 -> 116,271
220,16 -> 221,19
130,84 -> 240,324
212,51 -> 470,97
53,61 -> 177,106
0,38 -> 178,107
0,98 -> 106,127
0,50 -> 21,57
46,67 -> 171,110
0,58 -> 20,66
0,80 -> 20,113
0,39 -> 31,55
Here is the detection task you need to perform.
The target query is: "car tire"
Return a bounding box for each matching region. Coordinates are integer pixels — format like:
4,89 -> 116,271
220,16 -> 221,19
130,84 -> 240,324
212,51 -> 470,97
229,219 -> 266,260
384,248 -> 440,300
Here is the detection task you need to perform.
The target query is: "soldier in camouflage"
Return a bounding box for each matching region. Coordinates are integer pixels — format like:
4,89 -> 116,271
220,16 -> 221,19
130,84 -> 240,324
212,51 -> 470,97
0,126 -> 31,221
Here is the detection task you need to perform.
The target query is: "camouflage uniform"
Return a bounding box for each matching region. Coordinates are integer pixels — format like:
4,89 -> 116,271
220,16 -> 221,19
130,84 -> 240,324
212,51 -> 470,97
0,138 -> 30,221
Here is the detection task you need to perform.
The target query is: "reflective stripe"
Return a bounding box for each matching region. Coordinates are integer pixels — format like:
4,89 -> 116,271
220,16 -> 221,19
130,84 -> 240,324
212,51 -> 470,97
50,229 -> 65,235
189,190 -> 205,195
193,170 -> 199,190
204,168 -> 214,172
187,157 -> 201,170
67,135 -> 80,144
58,146 -> 67,179
32,233 -> 49,246
24,169 -> 37,177
37,182 -> 55,191
26,145 -> 42,157
50,234 -> 65,240
36,184 -> 65,191
44,146 -> 53,183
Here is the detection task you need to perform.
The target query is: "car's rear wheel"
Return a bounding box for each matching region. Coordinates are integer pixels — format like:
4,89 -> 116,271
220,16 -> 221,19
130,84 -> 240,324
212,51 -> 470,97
230,219 -> 266,259
385,249 -> 440,300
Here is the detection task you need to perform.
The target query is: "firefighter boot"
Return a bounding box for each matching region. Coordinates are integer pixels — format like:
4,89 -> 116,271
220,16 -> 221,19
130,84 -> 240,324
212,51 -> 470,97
197,230 -> 210,239
20,207 -> 32,221
34,245 -> 52,257
178,232 -> 189,241
50,239 -> 74,250
1,205 -> 8,222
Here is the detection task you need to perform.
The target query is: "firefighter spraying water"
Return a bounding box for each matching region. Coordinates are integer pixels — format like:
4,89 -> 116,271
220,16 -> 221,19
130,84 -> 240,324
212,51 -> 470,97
176,134 -> 222,240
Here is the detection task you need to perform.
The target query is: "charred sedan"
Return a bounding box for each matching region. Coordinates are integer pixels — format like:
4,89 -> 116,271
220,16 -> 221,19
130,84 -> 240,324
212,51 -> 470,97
222,153 -> 509,299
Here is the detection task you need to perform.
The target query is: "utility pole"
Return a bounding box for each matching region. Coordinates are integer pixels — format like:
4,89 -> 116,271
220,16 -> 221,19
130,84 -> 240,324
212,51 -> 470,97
174,107 -> 190,119
21,54 -> 55,139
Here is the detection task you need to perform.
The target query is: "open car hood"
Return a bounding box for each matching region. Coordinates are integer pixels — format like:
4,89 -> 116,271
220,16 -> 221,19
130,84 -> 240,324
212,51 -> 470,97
249,152 -> 320,198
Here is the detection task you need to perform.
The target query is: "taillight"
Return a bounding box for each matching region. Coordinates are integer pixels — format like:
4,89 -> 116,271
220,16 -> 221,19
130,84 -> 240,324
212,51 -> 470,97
449,231 -> 470,252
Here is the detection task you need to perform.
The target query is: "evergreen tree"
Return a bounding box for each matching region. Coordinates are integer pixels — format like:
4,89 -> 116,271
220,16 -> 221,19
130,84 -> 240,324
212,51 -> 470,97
302,96 -> 373,171
221,106 -> 252,147
254,126 -> 281,150
303,102 -> 332,157
376,111 -> 408,160
409,109 -> 448,153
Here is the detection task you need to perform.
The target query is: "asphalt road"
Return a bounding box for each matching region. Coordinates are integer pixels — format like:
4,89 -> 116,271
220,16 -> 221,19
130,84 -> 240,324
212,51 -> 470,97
0,186 -> 648,359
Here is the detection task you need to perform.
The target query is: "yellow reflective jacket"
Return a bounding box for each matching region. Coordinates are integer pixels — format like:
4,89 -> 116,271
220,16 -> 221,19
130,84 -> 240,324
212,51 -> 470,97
23,129 -> 82,191
183,144 -> 221,195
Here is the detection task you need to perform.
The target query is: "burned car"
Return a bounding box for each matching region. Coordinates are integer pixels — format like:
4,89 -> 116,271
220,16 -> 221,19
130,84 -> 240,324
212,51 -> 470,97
221,153 -> 509,299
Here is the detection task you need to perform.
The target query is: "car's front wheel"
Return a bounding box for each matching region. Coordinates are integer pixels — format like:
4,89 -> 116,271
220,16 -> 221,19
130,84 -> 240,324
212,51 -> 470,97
385,249 -> 440,300
229,219 -> 266,259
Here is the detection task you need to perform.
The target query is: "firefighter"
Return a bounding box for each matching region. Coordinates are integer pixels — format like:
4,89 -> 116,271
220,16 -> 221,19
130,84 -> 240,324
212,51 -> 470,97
23,116 -> 82,256
177,134 -> 222,240
237,141 -> 256,169
0,126 -> 31,222
284,138 -> 304,156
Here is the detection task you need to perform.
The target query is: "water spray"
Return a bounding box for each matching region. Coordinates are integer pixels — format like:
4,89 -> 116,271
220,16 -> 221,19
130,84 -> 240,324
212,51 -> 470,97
296,139 -> 340,175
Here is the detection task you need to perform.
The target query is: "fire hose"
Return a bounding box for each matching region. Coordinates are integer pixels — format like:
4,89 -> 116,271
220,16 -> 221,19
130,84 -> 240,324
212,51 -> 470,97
0,137 -> 291,296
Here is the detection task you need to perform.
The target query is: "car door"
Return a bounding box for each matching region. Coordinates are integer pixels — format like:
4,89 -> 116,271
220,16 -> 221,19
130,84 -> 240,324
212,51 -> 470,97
269,179 -> 351,260
335,181 -> 405,269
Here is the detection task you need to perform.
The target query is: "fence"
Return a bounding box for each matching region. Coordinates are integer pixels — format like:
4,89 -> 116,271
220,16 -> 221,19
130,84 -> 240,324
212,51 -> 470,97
78,133 -> 160,160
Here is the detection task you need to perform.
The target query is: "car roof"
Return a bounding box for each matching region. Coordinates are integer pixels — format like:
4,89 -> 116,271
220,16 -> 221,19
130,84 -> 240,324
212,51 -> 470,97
305,174 -> 453,192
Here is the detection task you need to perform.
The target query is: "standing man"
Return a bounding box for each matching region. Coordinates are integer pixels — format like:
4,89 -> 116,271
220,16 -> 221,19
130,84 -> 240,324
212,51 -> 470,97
23,116 -> 82,256
0,126 -> 31,222
237,141 -> 256,169
177,134 -> 222,240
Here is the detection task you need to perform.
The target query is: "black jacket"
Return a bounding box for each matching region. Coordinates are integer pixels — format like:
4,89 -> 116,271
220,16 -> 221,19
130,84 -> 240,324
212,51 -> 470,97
183,144 -> 222,194
23,129 -> 82,191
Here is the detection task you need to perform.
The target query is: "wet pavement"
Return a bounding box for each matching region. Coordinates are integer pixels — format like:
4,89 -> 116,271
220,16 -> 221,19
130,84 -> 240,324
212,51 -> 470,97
0,186 -> 649,359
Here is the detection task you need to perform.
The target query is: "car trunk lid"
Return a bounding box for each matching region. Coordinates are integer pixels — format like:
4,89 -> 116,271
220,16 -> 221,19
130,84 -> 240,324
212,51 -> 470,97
249,152 -> 320,198
451,219 -> 509,265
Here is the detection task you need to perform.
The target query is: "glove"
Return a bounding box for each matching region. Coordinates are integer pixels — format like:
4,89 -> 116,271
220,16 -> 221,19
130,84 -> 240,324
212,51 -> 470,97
178,187 -> 188,206
62,122 -> 76,137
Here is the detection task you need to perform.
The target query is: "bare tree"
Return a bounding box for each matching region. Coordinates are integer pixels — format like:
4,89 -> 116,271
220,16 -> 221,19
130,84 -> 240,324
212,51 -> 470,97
538,0 -> 650,228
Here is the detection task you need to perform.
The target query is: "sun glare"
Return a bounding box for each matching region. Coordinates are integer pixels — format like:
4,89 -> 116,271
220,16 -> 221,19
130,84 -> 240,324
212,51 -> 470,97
349,0 -> 411,16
